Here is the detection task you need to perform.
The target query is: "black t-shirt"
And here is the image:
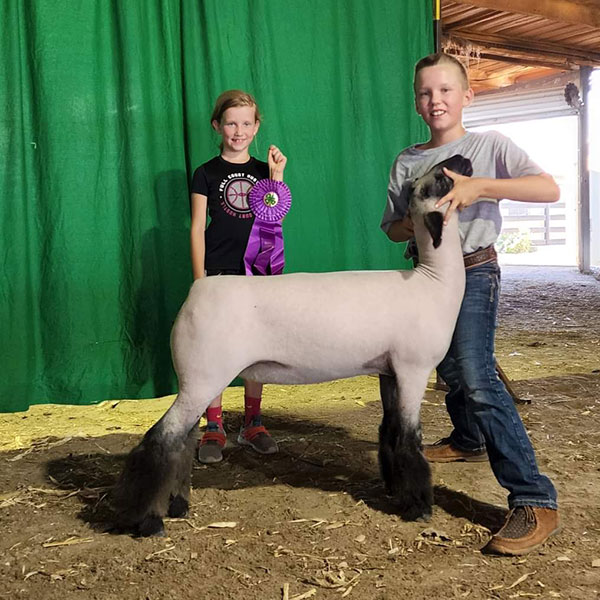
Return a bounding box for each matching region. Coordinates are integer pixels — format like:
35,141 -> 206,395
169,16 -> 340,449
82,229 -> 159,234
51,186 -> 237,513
191,156 -> 269,271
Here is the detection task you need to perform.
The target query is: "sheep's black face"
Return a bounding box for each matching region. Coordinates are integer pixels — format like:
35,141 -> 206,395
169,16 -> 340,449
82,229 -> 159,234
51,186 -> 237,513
413,155 -> 473,202
409,154 -> 473,248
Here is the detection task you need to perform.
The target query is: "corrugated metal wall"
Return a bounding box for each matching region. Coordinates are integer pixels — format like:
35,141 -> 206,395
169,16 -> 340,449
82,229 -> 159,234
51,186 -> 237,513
465,74 -> 580,127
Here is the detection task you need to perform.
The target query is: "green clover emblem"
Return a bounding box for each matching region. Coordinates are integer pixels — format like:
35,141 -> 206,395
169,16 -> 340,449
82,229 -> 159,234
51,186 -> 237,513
263,192 -> 279,207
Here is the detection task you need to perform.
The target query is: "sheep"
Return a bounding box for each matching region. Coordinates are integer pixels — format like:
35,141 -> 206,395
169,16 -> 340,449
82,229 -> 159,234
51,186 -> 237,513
111,154 -> 473,537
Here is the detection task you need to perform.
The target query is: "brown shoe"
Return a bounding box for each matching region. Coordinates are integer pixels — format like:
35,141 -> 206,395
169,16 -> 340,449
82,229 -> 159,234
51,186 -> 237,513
423,437 -> 488,463
483,506 -> 560,556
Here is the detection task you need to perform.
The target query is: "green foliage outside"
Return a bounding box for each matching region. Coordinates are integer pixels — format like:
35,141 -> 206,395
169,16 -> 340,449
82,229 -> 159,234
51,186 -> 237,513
496,231 -> 535,254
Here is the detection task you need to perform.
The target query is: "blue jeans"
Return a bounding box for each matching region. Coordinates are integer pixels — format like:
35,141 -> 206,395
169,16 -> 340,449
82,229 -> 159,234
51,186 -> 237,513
437,261 -> 558,510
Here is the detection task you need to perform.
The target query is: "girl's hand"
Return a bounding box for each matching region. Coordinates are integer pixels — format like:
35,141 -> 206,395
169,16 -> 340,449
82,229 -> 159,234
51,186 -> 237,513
436,167 -> 483,224
268,145 -> 287,181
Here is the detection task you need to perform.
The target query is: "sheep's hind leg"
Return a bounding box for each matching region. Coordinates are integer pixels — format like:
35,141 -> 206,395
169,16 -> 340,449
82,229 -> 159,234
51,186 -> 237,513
111,392 -> 205,537
378,371 -> 432,521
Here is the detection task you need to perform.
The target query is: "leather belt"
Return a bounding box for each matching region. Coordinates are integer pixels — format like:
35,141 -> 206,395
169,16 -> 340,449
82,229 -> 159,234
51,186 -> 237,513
463,245 -> 497,269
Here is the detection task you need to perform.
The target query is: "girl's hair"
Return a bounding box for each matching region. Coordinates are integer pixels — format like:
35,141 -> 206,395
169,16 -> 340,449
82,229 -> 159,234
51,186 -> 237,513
413,53 -> 470,91
210,89 -> 262,125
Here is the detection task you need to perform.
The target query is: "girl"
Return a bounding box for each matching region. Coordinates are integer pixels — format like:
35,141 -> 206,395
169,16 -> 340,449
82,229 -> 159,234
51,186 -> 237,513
190,89 -> 287,464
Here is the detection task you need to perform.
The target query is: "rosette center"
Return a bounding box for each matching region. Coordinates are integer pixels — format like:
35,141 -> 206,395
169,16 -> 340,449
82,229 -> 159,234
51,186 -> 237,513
263,192 -> 279,207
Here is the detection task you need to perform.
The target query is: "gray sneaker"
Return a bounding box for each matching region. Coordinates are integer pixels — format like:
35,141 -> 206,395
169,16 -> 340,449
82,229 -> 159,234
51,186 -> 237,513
237,418 -> 278,455
197,422 -> 226,464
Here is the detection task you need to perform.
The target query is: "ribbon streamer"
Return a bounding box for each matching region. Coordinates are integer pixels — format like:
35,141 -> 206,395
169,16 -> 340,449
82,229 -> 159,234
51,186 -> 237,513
244,179 -> 292,276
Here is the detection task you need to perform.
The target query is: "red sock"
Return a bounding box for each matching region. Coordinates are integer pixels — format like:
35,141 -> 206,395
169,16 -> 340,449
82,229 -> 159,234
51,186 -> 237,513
244,396 -> 262,426
205,406 -> 223,430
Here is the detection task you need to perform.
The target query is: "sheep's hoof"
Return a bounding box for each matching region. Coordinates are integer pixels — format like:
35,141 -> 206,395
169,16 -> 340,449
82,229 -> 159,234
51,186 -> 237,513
168,495 -> 189,519
415,511 -> 432,523
397,504 -> 432,523
137,515 -> 166,537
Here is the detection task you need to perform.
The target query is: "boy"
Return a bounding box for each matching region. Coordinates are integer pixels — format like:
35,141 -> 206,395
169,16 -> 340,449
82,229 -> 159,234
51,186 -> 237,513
381,52 -> 560,555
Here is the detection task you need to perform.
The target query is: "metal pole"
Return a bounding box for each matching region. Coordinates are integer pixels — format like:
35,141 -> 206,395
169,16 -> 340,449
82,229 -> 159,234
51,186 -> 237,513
578,66 -> 592,272
434,0 -> 442,53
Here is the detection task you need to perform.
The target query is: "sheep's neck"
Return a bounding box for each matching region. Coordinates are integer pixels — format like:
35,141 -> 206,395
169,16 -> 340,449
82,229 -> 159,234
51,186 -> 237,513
413,214 -> 464,283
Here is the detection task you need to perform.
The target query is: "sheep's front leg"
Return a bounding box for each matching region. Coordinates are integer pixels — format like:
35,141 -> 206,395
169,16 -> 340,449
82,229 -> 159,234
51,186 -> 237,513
111,391 -> 205,537
167,423 -> 199,519
378,371 -> 432,521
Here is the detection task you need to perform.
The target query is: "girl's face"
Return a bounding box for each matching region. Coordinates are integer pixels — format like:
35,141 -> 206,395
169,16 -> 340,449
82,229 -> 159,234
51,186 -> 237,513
213,105 -> 260,156
414,64 -> 473,139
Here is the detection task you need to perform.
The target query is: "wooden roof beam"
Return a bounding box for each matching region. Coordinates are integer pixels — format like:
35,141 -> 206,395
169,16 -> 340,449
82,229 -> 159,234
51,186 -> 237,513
444,35 -> 577,68
476,53 -> 569,70
444,44 -> 576,70
450,0 -> 600,29
447,29 -> 600,66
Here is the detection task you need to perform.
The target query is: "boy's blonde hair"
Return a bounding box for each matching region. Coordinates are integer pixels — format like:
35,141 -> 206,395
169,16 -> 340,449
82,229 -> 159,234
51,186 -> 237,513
413,53 -> 470,91
210,89 -> 262,125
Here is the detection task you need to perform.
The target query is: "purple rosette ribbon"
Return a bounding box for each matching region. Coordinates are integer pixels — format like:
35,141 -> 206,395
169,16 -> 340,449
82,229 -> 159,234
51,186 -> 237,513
244,179 -> 292,276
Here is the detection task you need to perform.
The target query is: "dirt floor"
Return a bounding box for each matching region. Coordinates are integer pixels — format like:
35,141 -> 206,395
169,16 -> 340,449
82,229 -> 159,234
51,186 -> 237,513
1,265 -> 599,600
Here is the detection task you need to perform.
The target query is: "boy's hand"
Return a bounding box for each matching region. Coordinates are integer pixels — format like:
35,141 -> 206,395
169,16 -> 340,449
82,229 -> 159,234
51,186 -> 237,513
386,215 -> 414,242
268,145 -> 287,181
397,215 -> 414,238
436,167 -> 483,224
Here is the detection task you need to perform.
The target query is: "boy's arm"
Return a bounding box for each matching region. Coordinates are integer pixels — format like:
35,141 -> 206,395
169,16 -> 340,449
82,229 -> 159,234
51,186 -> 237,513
190,193 -> 208,279
385,215 -> 415,242
382,166 -> 413,242
437,170 -> 560,225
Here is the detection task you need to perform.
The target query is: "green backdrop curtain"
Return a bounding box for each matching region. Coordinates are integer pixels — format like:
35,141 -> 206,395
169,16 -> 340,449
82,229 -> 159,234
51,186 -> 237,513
0,0 -> 432,412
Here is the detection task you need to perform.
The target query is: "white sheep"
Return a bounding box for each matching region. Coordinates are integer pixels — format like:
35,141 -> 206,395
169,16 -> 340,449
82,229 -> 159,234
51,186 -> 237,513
112,154 -> 473,536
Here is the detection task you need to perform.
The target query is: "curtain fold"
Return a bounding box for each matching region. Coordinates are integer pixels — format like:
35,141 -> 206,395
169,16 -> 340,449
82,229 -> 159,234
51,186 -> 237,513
1,0 -> 432,412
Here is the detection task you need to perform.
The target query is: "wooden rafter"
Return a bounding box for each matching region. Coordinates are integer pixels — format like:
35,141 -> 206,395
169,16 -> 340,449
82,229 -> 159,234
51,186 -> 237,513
443,35 -> 578,68
446,29 -> 600,66
450,0 -> 600,29
444,44 -> 575,70
473,53 -> 572,70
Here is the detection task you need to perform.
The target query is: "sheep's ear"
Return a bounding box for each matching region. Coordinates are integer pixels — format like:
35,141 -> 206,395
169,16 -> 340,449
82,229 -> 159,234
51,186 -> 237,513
404,181 -> 415,216
424,211 -> 443,248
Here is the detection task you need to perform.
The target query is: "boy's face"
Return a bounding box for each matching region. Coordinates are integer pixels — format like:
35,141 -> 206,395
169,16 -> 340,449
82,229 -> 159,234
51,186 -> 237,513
414,65 -> 473,137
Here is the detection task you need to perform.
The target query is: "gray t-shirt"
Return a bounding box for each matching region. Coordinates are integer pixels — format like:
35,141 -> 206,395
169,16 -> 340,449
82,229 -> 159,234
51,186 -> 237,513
381,130 -> 544,254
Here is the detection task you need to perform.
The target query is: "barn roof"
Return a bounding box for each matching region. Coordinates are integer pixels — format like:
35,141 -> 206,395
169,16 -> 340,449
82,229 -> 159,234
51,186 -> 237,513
440,0 -> 600,91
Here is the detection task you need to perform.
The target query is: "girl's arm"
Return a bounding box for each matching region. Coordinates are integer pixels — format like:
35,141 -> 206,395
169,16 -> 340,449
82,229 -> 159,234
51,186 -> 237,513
437,171 -> 560,225
268,145 -> 287,181
190,193 -> 208,279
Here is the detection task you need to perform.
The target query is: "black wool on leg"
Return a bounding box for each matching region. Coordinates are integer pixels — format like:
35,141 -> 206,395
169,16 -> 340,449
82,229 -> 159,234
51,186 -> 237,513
378,374 -> 433,522
111,421 -> 188,536
168,422 -> 199,518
